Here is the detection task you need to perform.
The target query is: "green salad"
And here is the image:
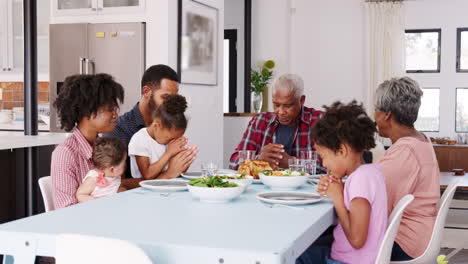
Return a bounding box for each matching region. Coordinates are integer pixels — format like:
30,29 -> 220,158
218,174 -> 247,180
262,169 -> 306,176
189,176 -> 239,188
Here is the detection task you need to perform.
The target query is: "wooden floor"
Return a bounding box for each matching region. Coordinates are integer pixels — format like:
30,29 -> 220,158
440,248 -> 468,264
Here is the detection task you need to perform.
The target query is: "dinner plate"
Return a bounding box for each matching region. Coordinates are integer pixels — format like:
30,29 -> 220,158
139,179 -> 188,191
181,171 -> 203,180
308,178 -> 319,185
308,174 -> 322,180
256,191 -> 323,205
253,178 -> 262,184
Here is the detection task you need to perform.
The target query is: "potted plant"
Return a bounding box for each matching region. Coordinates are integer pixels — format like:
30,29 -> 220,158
251,60 -> 275,113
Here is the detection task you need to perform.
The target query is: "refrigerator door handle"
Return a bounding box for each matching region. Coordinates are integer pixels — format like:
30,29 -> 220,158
79,57 -> 85,74
84,58 -> 95,74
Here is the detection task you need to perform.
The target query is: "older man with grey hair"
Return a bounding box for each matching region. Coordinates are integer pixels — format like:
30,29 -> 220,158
229,73 -> 324,171
372,76 -> 440,261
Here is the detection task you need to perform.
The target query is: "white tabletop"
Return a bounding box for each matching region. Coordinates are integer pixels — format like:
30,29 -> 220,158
0,184 -> 334,264
0,131 -> 69,150
440,172 -> 468,190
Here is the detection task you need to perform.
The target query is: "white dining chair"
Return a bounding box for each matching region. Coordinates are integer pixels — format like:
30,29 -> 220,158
38,176 -> 54,212
55,234 -> 153,264
375,194 -> 415,264
390,178 -> 461,264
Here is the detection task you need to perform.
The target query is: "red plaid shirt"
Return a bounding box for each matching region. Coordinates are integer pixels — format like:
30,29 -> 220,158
229,106 -> 324,172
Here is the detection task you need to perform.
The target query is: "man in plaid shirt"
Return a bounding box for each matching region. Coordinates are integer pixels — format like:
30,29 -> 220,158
229,74 -> 324,173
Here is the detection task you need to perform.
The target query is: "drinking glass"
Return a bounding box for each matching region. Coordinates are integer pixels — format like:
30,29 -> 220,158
201,161 -> 218,176
300,150 -> 318,161
303,159 -> 317,175
238,150 -> 256,163
288,158 -> 305,172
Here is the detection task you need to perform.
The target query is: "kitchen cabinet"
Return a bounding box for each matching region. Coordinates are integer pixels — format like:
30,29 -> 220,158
52,0 -> 145,17
0,0 -> 49,79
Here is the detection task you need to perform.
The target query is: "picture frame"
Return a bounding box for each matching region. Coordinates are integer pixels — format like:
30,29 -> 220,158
178,0 -> 218,85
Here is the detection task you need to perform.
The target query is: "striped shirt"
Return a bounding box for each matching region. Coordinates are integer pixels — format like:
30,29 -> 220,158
51,128 -> 94,209
229,106 -> 324,172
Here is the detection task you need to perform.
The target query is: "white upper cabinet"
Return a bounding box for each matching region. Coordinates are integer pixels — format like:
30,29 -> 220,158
53,0 -> 145,16
0,0 -> 49,77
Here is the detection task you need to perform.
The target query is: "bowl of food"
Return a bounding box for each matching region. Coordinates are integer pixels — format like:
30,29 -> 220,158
188,176 -> 244,203
259,169 -> 308,191
237,160 -> 272,179
219,174 -> 254,191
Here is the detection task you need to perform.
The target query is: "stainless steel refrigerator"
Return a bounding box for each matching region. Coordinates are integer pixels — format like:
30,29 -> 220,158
49,22 -> 145,132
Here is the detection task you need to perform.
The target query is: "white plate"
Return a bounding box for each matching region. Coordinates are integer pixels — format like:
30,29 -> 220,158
308,178 -> 319,185
139,179 -> 188,191
181,171 -> 203,180
256,191 -> 323,205
253,179 -> 262,184
308,174 -> 322,180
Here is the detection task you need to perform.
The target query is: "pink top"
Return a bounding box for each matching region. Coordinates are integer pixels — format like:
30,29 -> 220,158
82,170 -> 121,198
377,136 -> 440,258
331,164 -> 388,264
51,128 -> 94,209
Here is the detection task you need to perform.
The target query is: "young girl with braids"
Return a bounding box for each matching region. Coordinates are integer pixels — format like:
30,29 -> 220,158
128,94 -> 197,179
297,101 -> 388,264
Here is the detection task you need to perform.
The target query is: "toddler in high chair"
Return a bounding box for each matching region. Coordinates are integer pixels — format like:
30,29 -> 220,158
76,137 -> 127,203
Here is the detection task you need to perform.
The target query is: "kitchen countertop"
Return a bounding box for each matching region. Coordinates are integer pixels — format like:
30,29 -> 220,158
0,122 -> 49,131
0,131 -> 70,150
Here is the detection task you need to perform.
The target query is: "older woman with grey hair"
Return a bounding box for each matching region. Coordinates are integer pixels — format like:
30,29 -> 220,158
374,77 -> 440,261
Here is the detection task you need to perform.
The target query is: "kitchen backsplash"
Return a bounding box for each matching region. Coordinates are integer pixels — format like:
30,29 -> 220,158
0,82 -> 49,109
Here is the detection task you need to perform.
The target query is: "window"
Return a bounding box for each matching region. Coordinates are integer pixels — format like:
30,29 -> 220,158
405,29 -> 441,73
457,28 -> 468,72
415,88 -> 440,132
456,88 -> 468,132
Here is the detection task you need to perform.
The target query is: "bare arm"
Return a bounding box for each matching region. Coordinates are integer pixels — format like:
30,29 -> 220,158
135,153 -> 172,180
334,196 -> 371,249
76,177 -> 97,203
327,179 -> 371,249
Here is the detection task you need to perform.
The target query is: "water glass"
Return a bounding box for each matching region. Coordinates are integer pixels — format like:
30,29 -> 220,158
239,150 -> 256,163
303,159 -> 317,175
300,150 -> 318,161
288,158 -> 305,172
201,161 -> 218,176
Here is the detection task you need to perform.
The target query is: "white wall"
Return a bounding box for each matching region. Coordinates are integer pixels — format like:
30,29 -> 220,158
290,0 -> 366,110
224,0 -> 245,112
405,0 -> 468,138
223,116 -> 251,167
170,0 -> 225,169
251,0 -> 292,110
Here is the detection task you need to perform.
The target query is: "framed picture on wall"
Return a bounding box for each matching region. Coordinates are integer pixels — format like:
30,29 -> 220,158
178,0 -> 218,85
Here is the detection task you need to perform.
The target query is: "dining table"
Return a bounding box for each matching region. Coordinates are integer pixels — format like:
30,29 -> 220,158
0,182 -> 334,264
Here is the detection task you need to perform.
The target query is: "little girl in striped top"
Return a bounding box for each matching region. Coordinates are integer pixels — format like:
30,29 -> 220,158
76,137 -> 127,203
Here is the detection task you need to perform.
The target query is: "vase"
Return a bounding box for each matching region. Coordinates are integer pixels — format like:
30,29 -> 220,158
251,91 -> 263,113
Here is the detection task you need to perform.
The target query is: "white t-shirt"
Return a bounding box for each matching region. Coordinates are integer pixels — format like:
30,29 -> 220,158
128,128 -> 167,178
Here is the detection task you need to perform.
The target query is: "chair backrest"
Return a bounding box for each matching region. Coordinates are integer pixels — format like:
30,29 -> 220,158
403,178 -> 461,264
55,234 -> 153,264
38,176 -> 54,212
375,194 -> 415,264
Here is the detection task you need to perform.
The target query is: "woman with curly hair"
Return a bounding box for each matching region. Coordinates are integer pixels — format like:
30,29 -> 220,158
51,73 -> 124,209
297,101 -> 388,264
